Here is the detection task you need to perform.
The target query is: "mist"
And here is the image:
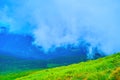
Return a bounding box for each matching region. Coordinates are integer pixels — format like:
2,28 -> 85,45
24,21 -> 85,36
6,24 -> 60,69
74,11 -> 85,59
0,0 -> 120,55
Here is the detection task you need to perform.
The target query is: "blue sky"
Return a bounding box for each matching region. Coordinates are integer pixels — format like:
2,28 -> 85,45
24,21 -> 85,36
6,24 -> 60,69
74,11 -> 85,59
0,0 -> 120,54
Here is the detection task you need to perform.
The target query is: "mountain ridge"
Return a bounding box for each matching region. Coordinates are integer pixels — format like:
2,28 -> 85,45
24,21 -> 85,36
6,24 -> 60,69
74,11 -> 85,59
15,52 -> 120,80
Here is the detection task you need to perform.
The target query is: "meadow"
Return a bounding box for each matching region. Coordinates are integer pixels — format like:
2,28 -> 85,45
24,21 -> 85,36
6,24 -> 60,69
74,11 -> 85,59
1,53 -> 119,80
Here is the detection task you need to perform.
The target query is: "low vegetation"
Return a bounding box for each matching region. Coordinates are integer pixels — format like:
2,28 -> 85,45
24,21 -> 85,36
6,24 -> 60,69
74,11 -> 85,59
16,53 -> 120,80
0,53 -> 120,80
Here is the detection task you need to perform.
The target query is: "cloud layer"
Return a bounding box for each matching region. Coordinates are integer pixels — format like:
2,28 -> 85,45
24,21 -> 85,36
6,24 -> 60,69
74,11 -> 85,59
0,0 -> 120,54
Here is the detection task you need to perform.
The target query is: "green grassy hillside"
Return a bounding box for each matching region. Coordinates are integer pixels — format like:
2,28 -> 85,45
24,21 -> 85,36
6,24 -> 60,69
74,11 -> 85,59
15,53 -> 120,80
1,53 -> 120,80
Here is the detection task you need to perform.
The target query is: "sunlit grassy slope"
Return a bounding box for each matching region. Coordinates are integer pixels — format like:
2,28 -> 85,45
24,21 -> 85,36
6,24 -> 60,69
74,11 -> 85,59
15,53 -> 120,80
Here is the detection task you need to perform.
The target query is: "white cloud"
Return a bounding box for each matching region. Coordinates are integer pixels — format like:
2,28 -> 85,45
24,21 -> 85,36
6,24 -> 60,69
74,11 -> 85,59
0,0 -> 120,54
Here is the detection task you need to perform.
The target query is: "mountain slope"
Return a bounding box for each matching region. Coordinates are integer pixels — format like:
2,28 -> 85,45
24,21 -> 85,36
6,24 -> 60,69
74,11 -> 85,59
16,53 -> 120,80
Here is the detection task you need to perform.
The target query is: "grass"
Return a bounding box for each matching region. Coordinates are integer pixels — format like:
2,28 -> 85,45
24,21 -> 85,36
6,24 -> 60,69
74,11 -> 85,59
0,69 -> 41,80
0,53 -> 120,80
15,53 -> 120,80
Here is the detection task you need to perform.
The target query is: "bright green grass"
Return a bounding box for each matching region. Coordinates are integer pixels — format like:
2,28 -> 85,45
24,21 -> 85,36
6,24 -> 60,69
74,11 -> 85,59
1,53 -> 120,80
15,53 -> 120,80
0,69 -> 41,80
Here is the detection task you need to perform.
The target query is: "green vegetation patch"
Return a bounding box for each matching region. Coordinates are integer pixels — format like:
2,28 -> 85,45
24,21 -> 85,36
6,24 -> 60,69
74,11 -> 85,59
15,53 -> 120,80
